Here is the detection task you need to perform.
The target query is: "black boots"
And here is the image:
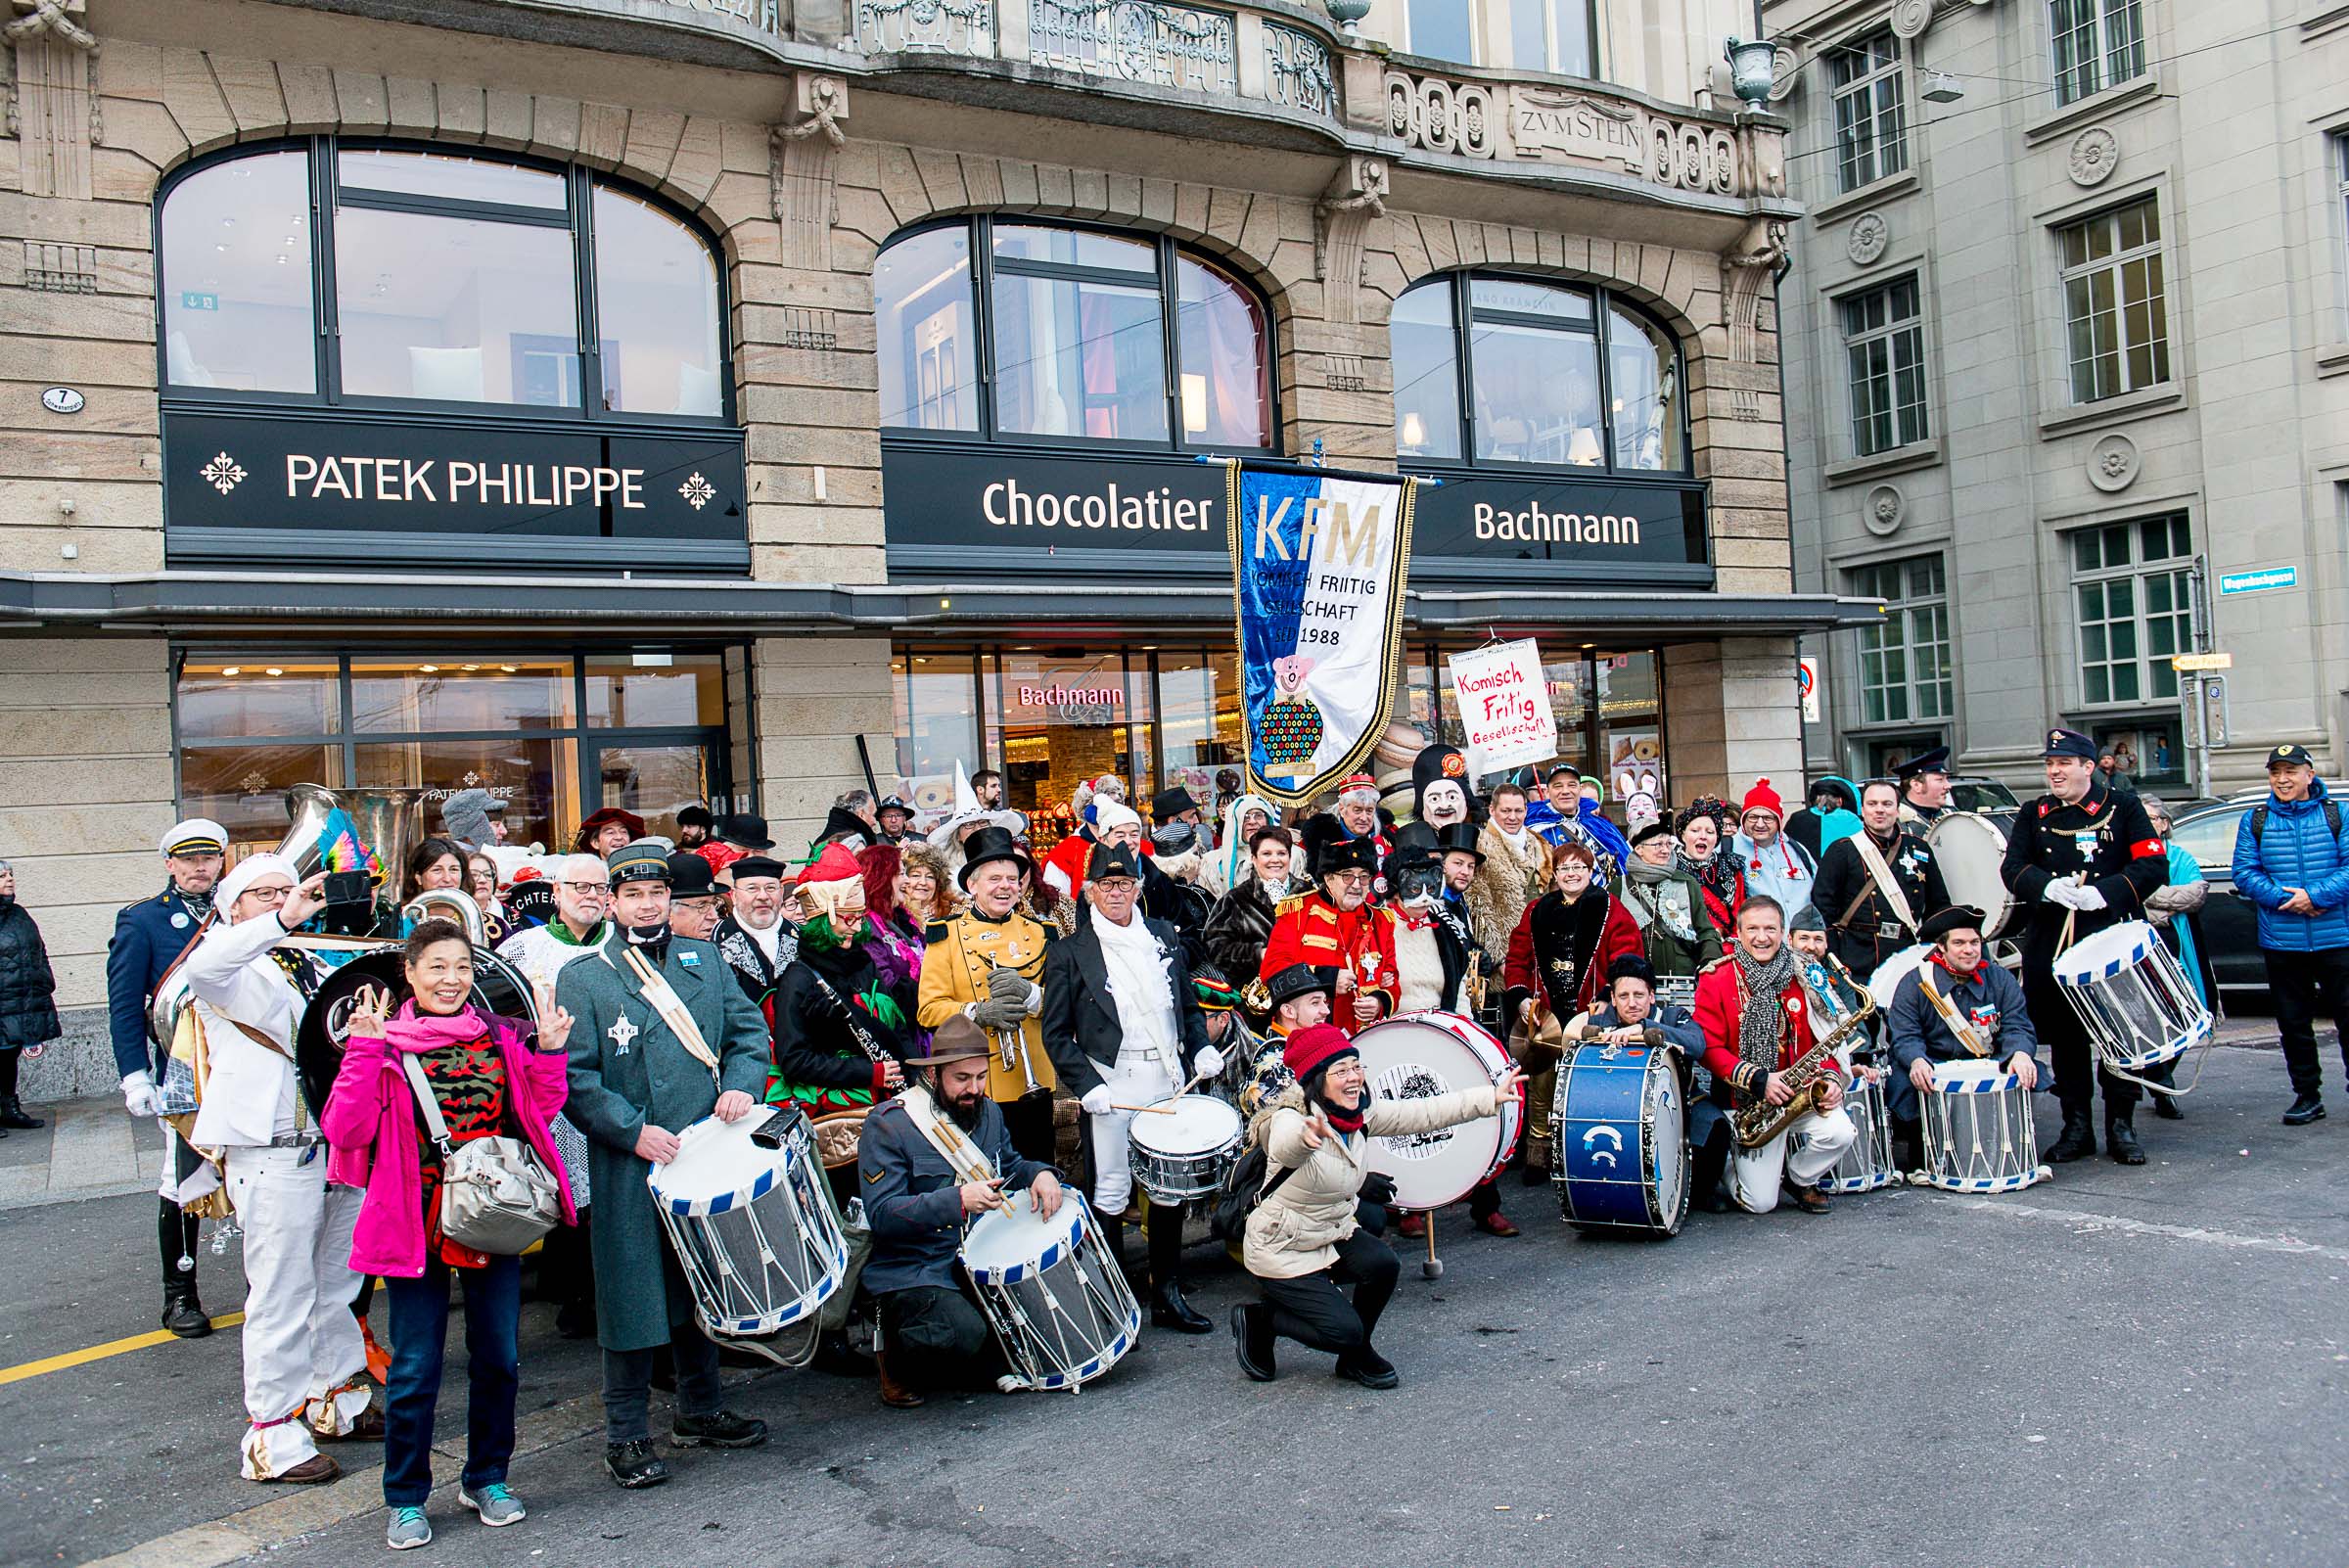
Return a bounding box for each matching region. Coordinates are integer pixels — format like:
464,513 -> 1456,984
1152,1280 -> 1213,1334
2045,1110 -> 2097,1163
159,1199 -> 210,1338
0,1096 -> 40,1130
2105,1114 -> 2146,1166
1230,1303 -> 1276,1381
1121,1206 -> 1214,1333
2284,1092 -> 2326,1126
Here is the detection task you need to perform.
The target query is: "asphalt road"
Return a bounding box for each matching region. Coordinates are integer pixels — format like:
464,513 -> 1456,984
6,1038 -> 2346,1568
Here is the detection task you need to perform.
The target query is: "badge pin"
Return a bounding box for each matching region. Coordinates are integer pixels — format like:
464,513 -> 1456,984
679,951 -> 701,968
170,912 -> 191,929
609,1014 -> 639,1053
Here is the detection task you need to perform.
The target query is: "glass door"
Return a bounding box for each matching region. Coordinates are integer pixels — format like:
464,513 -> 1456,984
579,731 -> 725,843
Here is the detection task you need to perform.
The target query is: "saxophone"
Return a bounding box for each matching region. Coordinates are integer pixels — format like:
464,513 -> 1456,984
1731,954 -> 1876,1148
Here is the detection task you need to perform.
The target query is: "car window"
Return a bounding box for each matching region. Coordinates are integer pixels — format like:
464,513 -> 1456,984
1951,781 -> 2019,812
2170,807 -> 2244,871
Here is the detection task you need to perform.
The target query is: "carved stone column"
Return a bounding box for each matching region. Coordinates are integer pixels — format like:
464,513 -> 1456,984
1313,154 -> 1387,328
8,0 -> 102,200
771,73 -> 848,272
1719,216 -> 1787,420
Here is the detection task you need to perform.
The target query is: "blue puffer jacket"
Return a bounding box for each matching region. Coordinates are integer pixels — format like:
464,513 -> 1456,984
2232,780 -> 2349,952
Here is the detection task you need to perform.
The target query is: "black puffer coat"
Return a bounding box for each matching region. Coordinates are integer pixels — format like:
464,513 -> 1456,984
0,900 -> 61,1049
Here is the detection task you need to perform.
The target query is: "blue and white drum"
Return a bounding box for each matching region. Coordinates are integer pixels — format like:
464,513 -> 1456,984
647,1109 -> 849,1340
1916,1060 -> 2050,1194
1550,1039 -> 1689,1236
2051,918 -> 2212,1076
960,1192 -> 1139,1392
1813,1070 -> 1897,1194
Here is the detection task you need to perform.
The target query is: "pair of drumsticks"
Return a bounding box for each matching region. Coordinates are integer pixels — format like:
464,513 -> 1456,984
1110,1064 -> 1213,1115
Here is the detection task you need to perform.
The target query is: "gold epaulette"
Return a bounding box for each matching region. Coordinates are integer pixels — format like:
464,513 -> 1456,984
1697,952 -> 1731,975
1274,894 -> 1310,917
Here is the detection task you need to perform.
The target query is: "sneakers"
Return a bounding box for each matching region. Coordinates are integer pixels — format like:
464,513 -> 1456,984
670,1408 -> 767,1449
2284,1093 -> 2326,1127
605,1440 -> 668,1490
459,1483 -> 526,1526
386,1507 -> 432,1550
994,1373 -> 1033,1395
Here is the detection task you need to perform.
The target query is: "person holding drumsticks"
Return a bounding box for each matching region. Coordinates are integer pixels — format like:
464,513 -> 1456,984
1230,1025 -> 1522,1391
1566,955 -> 1726,1210
556,842 -> 773,1491
1883,906 -> 2041,1169
859,1017 -> 1065,1408
1999,728 -> 2167,1167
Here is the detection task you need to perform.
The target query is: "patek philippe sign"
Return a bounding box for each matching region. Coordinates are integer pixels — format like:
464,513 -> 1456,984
882,440 -> 1709,581
161,408 -> 746,542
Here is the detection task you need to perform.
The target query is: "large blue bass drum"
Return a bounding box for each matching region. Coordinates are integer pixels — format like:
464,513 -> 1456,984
1551,1038 -> 1689,1236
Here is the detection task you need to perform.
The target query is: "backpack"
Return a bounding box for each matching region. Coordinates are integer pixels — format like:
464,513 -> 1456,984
2250,799 -> 2342,845
1208,1139 -> 1299,1246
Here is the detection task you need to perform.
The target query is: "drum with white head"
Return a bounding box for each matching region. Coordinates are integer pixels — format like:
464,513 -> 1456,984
1914,1059 -> 2050,1193
1354,1011 -> 1522,1211
1866,944 -> 1932,1014
1926,812 -> 2019,940
647,1110 -> 849,1345
2050,918 -> 2212,1086
960,1193 -> 1138,1391
1128,1094 -> 1243,1204
1810,1070 -> 1897,1194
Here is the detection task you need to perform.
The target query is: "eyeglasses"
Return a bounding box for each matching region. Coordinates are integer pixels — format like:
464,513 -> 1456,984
558,881 -> 608,896
243,883 -> 294,902
1328,870 -> 1371,887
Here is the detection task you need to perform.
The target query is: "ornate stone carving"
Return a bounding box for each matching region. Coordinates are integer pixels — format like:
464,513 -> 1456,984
1848,211 -> 1890,266
1864,484 -> 1905,536
771,73 -> 847,271
1889,0 -> 1933,38
1380,65 -> 1759,196
2068,125 -> 2120,187
1721,216 -> 1788,418
9,0 -> 100,200
1386,69 -> 1497,160
1314,155 -> 1388,327
1767,40 -> 1802,103
2087,431 -> 2140,493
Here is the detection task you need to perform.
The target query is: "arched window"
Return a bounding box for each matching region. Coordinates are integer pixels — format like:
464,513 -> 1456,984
1391,273 -> 1685,474
158,141 -> 729,422
874,217 -> 1274,453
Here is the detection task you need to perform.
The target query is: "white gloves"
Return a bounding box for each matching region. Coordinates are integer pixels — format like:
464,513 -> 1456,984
1193,1045 -> 1225,1080
1080,1085 -> 1115,1116
121,1070 -> 163,1118
2047,880 -> 2108,911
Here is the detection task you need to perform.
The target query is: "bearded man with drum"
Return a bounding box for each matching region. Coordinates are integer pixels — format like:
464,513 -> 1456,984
2000,728 -> 2168,1166
1038,841 -> 1221,1334
860,1018 -> 1064,1407
1811,780 -> 1950,983
1884,905 -> 2040,1164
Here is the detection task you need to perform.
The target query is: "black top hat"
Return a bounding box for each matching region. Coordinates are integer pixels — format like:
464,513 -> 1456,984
1266,963 -> 1331,1011
957,825 -> 1033,890
1086,842 -> 1143,883
1152,785 -> 1201,822
1433,822 -> 1484,863
1314,834 -> 1381,881
665,851 -> 716,898
723,812 -> 777,850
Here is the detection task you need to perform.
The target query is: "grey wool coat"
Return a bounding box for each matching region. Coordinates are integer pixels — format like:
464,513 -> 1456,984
558,929 -> 771,1353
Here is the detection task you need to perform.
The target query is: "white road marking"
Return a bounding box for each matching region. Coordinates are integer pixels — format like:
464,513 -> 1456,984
1958,1198 -> 2349,1264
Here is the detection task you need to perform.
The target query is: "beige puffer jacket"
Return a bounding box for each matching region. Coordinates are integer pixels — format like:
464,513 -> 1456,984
1241,1081 -> 1499,1279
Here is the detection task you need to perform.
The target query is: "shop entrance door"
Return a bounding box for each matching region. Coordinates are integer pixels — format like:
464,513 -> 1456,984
992,651 -> 1144,841
580,731 -> 726,841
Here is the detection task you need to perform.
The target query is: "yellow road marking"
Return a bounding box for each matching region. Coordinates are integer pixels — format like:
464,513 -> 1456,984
0,1313 -> 245,1387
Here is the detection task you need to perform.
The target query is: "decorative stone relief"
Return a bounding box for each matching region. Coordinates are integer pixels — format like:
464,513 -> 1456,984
1721,216 -> 1788,419
1848,211 -> 1890,266
770,73 -> 847,271
2087,431 -> 2140,493
1314,155 -> 1388,328
1323,354 -> 1366,393
1889,0 -> 1933,38
8,0 -> 102,201
22,238 -> 95,292
2068,125 -> 2120,187
1767,40 -> 1802,103
1864,484 -> 1905,536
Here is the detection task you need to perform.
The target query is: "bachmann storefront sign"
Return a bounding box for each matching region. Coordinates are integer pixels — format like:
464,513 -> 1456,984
162,407 -> 749,571
880,439 -> 1709,585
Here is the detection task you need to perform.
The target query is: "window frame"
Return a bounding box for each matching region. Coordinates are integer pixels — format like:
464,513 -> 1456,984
873,214 -> 1278,458
1846,554 -> 1952,727
154,137 -> 735,430
1839,274 -> 1930,458
2050,0 -> 2146,109
1828,28 -> 1909,195
2067,514 -> 2194,710
2056,195 -> 2171,404
1391,270 -> 1692,480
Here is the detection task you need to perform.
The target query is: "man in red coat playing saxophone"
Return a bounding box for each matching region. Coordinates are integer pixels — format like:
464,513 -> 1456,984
1260,837 -> 1397,1038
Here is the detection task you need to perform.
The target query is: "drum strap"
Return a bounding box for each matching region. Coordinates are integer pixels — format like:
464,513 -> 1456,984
1848,833 -> 1916,936
1918,967 -> 1991,1057
898,1086 -> 998,1185
622,948 -> 721,1088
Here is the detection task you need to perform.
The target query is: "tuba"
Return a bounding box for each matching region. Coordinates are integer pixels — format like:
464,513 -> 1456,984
400,887 -> 488,945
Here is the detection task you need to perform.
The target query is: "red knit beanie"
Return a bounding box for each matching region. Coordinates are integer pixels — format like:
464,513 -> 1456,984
1282,1023 -> 1359,1084
1740,778 -> 1784,822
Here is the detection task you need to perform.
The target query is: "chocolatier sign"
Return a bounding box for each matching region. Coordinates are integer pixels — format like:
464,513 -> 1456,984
881,440 -> 1709,583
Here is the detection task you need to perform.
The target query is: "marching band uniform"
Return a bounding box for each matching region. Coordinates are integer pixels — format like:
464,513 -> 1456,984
916,827 -> 1058,1164
1885,908 -> 2041,1123
1695,945 -> 1856,1214
1259,838 -> 1398,1037
181,853 -> 375,1483
1811,814 -> 1950,981
1038,842 -> 1219,1332
2001,729 -> 2168,1164
107,816 -> 226,1338
1299,773 -> 1395,898
557,844 -> 771,1486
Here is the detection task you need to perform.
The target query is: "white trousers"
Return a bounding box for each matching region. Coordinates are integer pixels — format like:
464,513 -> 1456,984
1730,1106 -> 1859,1214
221,1145 -> 370,1478
1086,1052 -> 1179,1215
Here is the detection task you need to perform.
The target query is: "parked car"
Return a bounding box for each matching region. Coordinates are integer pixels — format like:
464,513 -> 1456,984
2165,795 -> 2276,1002
1948,777 -> 2020,820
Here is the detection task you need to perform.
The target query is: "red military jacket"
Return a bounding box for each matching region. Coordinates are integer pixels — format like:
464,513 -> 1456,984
1694,956 -> 1847,1103
1259,891 -> 1399,1038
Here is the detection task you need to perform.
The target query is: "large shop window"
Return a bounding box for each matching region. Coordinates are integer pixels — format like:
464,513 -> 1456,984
156,141 -> 743,569
175,652 -> 731,857
875,217 -> 1273,453
1391,273 -> 1686,475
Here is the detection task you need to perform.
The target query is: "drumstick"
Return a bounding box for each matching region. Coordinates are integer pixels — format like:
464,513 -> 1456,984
1111,1102 -> 1178,1114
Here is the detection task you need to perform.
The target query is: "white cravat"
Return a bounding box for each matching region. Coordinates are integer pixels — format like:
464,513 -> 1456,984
1095,911 -> 1178,1073
741,916 -> 782,967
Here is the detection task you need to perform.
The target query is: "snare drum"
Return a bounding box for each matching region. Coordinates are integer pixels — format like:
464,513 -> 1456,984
1928,812 -> 2019,940
1550,1039 -> 1689,1235
2050,919 -> 2213,1077
1355,1011 -> 1522,1210
960,1194 -> 1139,1392
1128,1094 -> 1243,1205
1812,1070 -> 1897,1194
1915,1059 -> 2050,1193
647,1110 -> 850,1340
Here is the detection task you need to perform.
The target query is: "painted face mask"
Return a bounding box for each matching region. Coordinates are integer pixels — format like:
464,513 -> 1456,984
1421,780 -> 1470,829
1392,861 -> 1443,909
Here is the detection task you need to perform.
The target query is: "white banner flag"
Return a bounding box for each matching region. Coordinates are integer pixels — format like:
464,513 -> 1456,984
1447,639 -> 1556,774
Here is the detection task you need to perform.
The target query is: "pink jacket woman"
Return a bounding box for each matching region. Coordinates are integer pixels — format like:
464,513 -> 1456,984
322,1003 -> 576,1279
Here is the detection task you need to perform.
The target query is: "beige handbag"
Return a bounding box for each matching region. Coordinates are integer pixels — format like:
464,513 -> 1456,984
402,1055 -> 563,1255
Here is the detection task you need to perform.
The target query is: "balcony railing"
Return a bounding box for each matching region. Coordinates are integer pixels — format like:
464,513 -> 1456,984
1264,20 -> 1336,117
854,0 -> 997,54
649,0 -> 784,33
1029,0 -> 1238,95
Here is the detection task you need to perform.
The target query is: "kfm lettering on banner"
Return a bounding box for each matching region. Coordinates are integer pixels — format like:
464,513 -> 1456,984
1447,638 -> 1557,773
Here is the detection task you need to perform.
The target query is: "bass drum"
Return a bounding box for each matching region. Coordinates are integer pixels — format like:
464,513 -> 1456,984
1927,812 -> 2019,942
296,947 -> 537,1116
1354,1011 -> 1522,1211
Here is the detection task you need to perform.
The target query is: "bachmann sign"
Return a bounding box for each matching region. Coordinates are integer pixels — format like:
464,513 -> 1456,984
881,441 -> 1709,581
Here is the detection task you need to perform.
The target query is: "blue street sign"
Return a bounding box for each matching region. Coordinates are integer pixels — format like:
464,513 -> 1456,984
2218,566 -> 2297,597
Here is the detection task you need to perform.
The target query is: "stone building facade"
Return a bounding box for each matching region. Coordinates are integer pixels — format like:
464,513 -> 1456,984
1,0 -> 1845,1094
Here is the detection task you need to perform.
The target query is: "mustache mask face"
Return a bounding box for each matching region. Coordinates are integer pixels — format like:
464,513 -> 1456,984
1421,780 -> 1469,827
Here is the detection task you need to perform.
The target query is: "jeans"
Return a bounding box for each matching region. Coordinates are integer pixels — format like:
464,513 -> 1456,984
601,1320 -> 722,1445
2265,946 -> 2349,1095
1257,1228 -> 1401,1359
382,1255 -> 521,1508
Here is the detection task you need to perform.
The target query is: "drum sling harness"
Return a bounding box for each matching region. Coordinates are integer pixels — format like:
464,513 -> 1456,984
621,947 -> 721,1088
1844,832 -> 1916,940
898,1086 -> 998,1186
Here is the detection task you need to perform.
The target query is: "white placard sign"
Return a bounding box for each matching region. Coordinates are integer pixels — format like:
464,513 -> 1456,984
1447,640 -> 1557,774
